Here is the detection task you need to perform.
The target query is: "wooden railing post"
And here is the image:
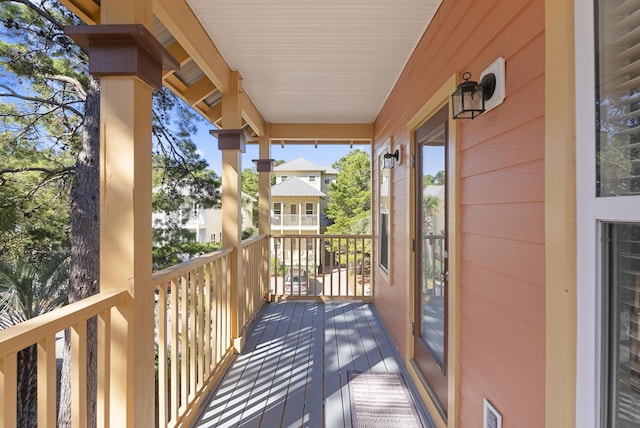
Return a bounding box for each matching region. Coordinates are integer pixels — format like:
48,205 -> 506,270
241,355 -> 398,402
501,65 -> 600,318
256,133 -> 273,301
66,4 -> 178,423
214,72 -> 246,348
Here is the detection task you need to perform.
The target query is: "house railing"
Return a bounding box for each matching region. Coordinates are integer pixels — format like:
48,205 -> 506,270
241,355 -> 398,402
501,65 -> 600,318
152,247 -> 235,428
0,289 -> 129,426
239,234 -> 269,334
271,234 -> 372,300
271,214 -> 319,227
0,236 -> 270,428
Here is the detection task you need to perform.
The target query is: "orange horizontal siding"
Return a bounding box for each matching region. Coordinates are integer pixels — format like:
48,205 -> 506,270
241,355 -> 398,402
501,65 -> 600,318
373,0 -> 545,425
460,261 -> 545,330
460,159 -> 545,205
461,202 -> 545,244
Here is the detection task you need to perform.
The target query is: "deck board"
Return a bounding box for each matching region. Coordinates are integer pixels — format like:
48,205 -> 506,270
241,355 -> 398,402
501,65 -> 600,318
192,301 -> 433,428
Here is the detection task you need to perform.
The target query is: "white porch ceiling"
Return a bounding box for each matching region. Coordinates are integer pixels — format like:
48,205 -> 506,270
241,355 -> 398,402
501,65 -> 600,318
186,0 -> 443,124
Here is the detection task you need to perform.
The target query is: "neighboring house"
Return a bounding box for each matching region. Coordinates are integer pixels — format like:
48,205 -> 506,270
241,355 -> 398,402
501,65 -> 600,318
271,157 -> 337,235
204,193 -> 255,243
153,190 -> 255,244
271,157 -> 337,265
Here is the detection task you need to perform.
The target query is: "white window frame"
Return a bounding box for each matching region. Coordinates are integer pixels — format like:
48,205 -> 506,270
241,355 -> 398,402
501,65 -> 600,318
576,1 -> 640,426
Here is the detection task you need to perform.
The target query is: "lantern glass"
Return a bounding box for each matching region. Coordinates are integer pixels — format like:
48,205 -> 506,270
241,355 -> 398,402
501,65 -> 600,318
383,155 -> 394,169
451,78 -> 486,119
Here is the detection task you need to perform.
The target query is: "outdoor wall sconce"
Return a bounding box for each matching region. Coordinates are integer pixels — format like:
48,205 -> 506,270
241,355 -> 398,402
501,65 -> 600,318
451,71 -> 496,120
451,58 -> 506,120
383,149 -> 400,169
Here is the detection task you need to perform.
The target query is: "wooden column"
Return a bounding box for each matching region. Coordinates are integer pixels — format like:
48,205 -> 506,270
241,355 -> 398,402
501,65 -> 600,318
215,70 -> 245,349
255,135 -> 273,301
66,15 -> 178,427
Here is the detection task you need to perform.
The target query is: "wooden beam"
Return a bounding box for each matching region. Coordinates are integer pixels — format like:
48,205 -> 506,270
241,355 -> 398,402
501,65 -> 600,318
545,0 -> 576,426
165,41 -> 191,67
154,0 -> 230,92
184,77 -> 217,105
163,74 -> 187,92
59,0 -> 100,24
204,101 -> 223,124
240,92 -> 265,137
269,123 -> 373,141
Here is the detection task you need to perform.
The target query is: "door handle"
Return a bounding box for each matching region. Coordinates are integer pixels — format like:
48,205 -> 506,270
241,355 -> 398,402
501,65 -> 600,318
439,271 -> 449,282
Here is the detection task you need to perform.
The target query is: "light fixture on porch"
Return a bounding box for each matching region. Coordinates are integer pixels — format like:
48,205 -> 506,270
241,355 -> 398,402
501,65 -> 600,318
383,149 -> 400,169
451,71 -> 497,120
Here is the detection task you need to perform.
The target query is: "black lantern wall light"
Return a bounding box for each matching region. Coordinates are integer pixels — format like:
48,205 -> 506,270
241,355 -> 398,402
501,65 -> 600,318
383,149 -> 399,169
451,57 -> 506,120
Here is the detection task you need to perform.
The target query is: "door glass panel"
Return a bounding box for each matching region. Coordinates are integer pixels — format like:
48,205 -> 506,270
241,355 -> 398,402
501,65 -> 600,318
420,124 -> 446,367
604,223 -> 640,427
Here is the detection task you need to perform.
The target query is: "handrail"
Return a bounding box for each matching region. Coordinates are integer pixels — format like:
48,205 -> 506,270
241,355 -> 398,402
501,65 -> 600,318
240,233 -> 267,248
152,246 -> 233,285
239,234 -> 269,334
271,234 -> 373,300
0,289 -> 128,358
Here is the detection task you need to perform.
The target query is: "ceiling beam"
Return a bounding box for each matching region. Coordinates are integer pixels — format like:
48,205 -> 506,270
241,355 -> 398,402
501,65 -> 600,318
240,92 -> 265,137
154,0 -> 266,135
59,0 -> 267,137
204,102 -> 223,125
165,41 -> 191,67
153,0 -> 229,92
59,0 -> 100,24
184,77 -> 217,105
269,123 -> 373,141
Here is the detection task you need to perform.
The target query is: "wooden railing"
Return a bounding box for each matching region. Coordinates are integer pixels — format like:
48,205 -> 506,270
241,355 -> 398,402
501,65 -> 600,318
271,234 -> 373,300
239,234 -> 269,333
152,247 -> 236,428
0,289 -> 129,427
0,233 -> 369,426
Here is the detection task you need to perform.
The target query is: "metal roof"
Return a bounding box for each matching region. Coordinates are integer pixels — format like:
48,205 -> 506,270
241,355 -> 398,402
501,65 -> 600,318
275,157 -> 334,173
272,177 -> 326,197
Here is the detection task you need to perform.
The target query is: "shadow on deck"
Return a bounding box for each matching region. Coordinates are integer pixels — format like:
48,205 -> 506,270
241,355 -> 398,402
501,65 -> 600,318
191,301 -> 434,428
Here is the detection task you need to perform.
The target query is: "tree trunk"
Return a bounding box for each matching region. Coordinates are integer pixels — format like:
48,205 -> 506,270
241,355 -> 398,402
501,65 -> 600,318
16,345 -> 37,428
58,75 -> 100,428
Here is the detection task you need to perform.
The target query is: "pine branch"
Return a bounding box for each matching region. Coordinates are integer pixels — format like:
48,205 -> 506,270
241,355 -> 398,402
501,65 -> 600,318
0,85 -> 83,117
45,75 -> 87,99
0,0 -> 65,31
0,166 -> 75,176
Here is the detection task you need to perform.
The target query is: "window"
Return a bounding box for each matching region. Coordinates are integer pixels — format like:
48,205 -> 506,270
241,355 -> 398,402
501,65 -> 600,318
273,203 -> 281,214
380,212 -> 389,271
597,1 -> 640,197
305,203 -> 314,215
378,144 -> 391,273
602,223 -> 640,427
280,175 -> 288,181
325,178 -> 331,185
309,175 -> 316,182
583,2 -> 640,426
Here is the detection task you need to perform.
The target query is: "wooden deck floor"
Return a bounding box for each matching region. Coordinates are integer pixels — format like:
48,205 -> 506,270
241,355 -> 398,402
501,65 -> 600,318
192,301 -> 433,428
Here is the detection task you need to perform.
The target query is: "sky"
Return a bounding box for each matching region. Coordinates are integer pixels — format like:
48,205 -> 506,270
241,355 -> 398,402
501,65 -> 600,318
192,125 -> 369,175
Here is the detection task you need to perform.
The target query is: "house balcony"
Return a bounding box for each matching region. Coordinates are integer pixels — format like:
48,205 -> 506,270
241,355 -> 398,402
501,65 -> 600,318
0,234 -> 426,428
271,214 -> 319,229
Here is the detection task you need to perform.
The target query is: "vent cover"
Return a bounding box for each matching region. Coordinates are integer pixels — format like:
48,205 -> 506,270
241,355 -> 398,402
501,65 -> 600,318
483,399 -> 502,428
